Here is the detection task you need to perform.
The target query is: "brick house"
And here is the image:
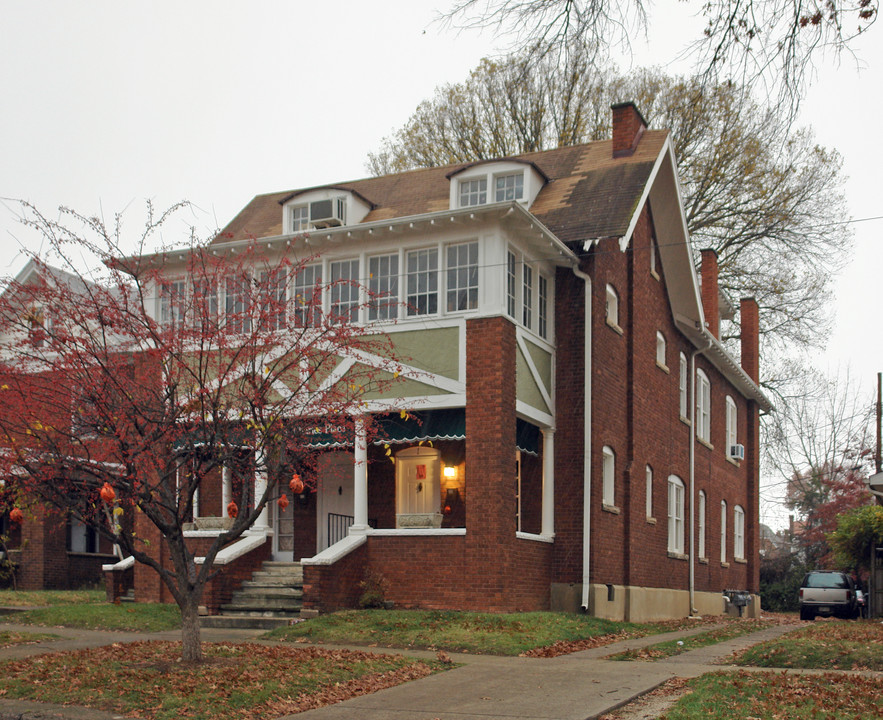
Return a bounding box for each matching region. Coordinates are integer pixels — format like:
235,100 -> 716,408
7,103 -> 771,620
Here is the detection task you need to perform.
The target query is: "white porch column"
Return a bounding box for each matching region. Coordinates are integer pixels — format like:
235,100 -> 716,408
254,444 -> 269,530
541,428 -> 555,537
221,465 -> 231,516
351,416 -> 369,532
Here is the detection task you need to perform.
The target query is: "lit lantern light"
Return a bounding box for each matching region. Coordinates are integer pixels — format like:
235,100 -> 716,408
100,483 -> 116,503
9,507 -> 23,524
227,501 -> 239,518
277,494 -> 290,511
289,473 -> 304,495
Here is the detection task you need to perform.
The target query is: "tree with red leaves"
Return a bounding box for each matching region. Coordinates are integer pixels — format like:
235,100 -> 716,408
0,202 -> 403,661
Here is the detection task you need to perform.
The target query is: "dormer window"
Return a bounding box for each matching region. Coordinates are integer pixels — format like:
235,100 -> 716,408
449,160 -> 546,210
459,179 -> 487,207
495,173 -> 524,202
290,205 -> 310,232
283,189 -> 370,234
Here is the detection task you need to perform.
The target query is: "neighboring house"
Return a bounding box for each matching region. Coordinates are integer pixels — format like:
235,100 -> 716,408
5,103 -> 772,620
0,260 -> 119,589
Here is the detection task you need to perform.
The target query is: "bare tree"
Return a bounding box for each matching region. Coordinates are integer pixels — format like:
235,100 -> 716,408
438,0 -> 878,111
367,53 -> 853,388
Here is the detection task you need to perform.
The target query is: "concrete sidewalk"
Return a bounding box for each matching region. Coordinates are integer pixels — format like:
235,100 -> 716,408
0,621 -> 803,720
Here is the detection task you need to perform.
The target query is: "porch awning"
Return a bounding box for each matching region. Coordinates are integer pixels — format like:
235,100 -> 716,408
307,409 -> 539,455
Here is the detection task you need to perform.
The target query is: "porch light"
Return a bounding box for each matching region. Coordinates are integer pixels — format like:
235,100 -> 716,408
443,465 -> 457,479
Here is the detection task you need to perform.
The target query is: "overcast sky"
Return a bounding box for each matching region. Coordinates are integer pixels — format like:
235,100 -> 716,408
2,1 -> 881,529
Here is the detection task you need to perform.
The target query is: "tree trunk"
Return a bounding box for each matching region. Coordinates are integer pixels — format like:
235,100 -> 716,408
179,592 -> 203,663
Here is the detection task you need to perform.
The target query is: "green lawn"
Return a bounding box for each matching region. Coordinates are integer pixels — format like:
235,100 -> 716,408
0,641 -> 445,720
265,609 -> 697,656
663,671 -> 879,720
0,629 -> 61,648
734,619 -> 883,671
0,589 -> 105,607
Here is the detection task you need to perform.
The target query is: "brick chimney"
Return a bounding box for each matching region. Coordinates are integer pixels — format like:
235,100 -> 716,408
700,249 -> 720,339
740,297 -> 760,383
612,102 -> 647,157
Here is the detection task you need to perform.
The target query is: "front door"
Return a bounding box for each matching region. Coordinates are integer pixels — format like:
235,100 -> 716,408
316,451 -> 355,552
395,446 -> 440,520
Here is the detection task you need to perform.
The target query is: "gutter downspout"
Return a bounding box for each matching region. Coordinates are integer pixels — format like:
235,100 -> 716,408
689,334 -> 713,617
572,265 -> 593,612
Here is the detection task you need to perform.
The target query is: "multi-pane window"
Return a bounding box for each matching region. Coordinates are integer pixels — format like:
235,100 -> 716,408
720,500 -> 728,563
506,250 -> 517,319
522,263 -> 533,328
696,369 -> 711,442
495,173 -> 524,202
224,275 -> 252,334
459,178 -> 487,207
446,242 -> 479,312
191,279 -> 219,328
656,331 -> 666,367
726,396 -> 738,455
538,275 -> 548,339
406,248 -> 438,316
368,253 -> 399,321
645,465 -> 653,518
161,279 -> 187,327
650,235 -> 658,276
292,263 -> 322,327
679,353 -> 688,418
258,269 -> 287,331
290,205 -> 310,232
605,284 -> 619,327
667,475 -> 685,554
698,490 -> 707,558
329,259 -> 360,323
602,446 -> 615,507
734,505 -> 745,560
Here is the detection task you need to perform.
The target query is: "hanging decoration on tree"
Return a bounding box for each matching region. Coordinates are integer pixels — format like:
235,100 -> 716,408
9,507 -> 23,524
277,494 -> 289,511
289,473 -> 304,495
99,482 -> 116,503
227,501 -> 238,519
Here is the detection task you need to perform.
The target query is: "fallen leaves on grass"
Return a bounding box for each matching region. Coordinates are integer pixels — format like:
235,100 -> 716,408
0,641 -> 443,720
520,629 -> 635,657
0,630 -> 59,648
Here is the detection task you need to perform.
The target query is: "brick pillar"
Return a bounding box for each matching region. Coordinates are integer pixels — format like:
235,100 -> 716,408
17,504 -> 67,590
133,505 -> 166,603
700,249 -> 720,339
612,102 -> 648,157
740,297 -> 760,383
465,316 -> 517,611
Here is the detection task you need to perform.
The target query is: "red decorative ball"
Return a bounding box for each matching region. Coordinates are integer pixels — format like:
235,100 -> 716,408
227,501 -> 239,519
277,494 -> 290,511
289,473 -> 304,495
9,507 -> 23,524
99,483 -> 116,503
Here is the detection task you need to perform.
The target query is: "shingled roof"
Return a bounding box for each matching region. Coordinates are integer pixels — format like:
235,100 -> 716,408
214,131 -> 669,246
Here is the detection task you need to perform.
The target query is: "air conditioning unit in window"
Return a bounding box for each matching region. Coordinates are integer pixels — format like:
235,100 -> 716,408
730,444 -> 745,461
309,198 -> 346,228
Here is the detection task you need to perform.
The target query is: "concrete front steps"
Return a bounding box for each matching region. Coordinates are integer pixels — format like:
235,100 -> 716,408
200,561 -> 304,630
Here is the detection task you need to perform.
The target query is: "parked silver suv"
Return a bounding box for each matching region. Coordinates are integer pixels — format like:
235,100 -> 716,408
798,571 -> 859,621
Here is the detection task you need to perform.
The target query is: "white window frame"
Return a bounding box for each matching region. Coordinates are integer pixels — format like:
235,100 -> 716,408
406,247 -> 439,317
734,505 -> 745,560
368,253 -> 400,321
645,465 -> 653,519
494,172 -> 524,202
459,178 -> 487,207
656,331 -> 666,368
726,395 -> 738,455
160,279 -> 187,327
522,262 -> 533,329
602,446 -> 615,507
445,241 -> 479,313
698,490 -> 706,559
292,263 -> 322,327
696,369 -> 711,443
290,204 -> 310,232
679,352 -> 688,418
605,283 -> 619,328
258,268 -> 287,331
329,258 -> 360,323
538,274 -> 549,340
506,250 -> 517,319
224,274 -> 252,334
720,500 -> 728,563
667,475 -> 685,554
